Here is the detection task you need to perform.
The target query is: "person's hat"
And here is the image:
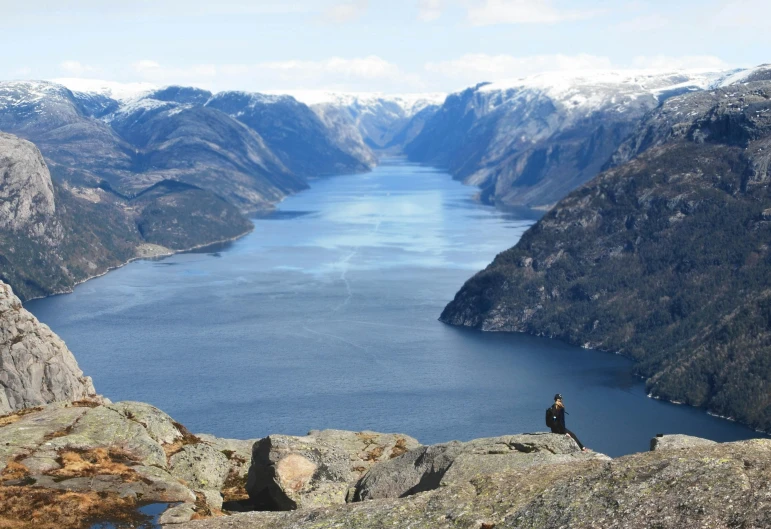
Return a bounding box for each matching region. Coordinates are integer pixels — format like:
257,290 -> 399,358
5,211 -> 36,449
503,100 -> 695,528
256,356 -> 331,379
554,393 -> 563,401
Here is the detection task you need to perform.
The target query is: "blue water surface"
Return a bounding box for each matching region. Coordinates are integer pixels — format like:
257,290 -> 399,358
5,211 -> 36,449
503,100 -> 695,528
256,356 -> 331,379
27,161 -> 768,457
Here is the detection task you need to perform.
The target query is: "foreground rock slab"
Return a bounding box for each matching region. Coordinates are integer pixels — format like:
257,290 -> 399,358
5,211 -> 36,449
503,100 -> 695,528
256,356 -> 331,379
355,432 -> 603,500
650,433 -> 718,451
174,439 -> 771,529
0,401 -> 251,526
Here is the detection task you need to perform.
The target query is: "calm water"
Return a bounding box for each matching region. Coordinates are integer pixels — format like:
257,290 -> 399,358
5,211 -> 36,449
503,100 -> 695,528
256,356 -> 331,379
27,161 -> 767,457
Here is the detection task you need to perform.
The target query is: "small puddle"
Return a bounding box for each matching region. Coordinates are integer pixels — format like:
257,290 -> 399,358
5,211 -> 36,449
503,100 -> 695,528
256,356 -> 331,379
89,502 -> 173,529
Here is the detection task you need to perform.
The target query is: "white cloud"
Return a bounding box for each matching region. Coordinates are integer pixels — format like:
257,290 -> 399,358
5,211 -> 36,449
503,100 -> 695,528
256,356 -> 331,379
631,55 -> 730,71
425,53 -> 613,86
59,60 -> 95,76
321,0 -> 368,23
418,0 -> 444,21
125,56 -> 412,92
466,0 -> 603,26
132,60 -> 162,74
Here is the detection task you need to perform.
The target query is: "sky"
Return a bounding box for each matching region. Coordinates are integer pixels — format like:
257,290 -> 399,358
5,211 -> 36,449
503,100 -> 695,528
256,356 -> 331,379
0,0 -> 769,94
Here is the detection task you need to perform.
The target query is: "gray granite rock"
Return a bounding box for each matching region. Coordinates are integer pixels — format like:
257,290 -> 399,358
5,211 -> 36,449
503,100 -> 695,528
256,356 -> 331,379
246,429 -> 419,510
0,132 -> 55,233
650,434 -> 718,451
44,405 -> 167,468
169,442 -> 230,491
171,439 -> 771,529
0,281 -> 96,414
109,401 -> 185,445
354,433 -> 604,501
159,503 -> 198,525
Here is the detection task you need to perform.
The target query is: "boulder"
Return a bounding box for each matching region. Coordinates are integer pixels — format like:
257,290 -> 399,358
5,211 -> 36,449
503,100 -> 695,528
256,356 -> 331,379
246,429 -> 419,510
159,503 -> 198,525
650,434 -> 718,451
0,281 -> 96,414
196,433 -> 256,478
354,433 -> 605,501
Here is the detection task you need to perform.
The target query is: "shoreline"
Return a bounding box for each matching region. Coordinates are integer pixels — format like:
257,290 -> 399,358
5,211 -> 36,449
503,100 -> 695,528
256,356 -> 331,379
445,322 -> 771,439
23,226 -> 255,304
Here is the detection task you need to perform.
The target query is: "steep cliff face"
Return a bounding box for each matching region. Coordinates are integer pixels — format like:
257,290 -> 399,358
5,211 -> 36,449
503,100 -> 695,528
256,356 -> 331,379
0,132 -> 56,233
0,281 -> 95,413
406,70 -> 734,209
441,80 -> 771,431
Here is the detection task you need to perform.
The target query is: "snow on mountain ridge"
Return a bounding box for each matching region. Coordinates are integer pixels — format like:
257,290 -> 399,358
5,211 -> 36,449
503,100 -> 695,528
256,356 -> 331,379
473,68 -> 747,114
52,78 -> 156,102
271,90 -> 447,116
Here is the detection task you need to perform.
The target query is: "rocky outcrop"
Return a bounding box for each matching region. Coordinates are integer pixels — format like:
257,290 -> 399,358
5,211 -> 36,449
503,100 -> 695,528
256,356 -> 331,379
246,429 -> 420,510
0,400 -> 251,526
0,281 -> 96,413
0,132 -> 55,233
650,434 -> 717,451
354,433 -> 604,501
173,438 -> 771,529
440,79 -> 771,433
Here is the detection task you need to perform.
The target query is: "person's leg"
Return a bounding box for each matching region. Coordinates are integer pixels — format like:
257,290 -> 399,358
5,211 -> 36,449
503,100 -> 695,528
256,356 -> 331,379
564,428 -> 585,450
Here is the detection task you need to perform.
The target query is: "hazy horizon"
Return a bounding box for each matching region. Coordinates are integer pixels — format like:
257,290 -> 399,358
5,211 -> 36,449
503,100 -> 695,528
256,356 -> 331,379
1,1 -> 767,94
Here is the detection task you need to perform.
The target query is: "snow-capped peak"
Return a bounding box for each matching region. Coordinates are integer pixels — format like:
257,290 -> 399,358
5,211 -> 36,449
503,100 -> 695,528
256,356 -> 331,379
268,90 -> 447,116
472,68 -> 746,114
52,78 -> 156,101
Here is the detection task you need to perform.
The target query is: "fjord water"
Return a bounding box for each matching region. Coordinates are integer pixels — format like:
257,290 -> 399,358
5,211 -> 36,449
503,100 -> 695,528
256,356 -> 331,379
27,161 -> 766,457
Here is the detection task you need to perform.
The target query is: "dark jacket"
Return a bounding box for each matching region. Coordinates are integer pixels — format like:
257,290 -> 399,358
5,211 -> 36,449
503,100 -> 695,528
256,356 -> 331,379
551,404 -> 567,434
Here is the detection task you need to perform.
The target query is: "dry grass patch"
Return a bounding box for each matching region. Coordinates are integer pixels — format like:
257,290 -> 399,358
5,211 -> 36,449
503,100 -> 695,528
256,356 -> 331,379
390,437 -> 409,459
0,407 -> 43,428
47,448 -> 140,480
221,469 -> 249,503
0,486 -> 141,529
68,399 -> 100,408
43,424 -> 74,442
163,421 -> 202,460
1,459 -> 30,483
364,445 -> 385,462
190,491 -> 224,520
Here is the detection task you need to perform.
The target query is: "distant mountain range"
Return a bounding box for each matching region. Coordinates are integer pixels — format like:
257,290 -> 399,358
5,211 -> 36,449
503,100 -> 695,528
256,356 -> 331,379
406,68 -> 760,210
441,64 -> 771,432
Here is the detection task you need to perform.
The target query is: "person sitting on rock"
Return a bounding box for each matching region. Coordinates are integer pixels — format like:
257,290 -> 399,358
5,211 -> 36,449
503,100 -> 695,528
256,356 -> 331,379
550,393 -> 588,452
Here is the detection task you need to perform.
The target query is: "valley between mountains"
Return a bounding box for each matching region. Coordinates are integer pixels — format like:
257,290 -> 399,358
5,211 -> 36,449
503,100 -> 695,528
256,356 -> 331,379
3,64 -> 771,452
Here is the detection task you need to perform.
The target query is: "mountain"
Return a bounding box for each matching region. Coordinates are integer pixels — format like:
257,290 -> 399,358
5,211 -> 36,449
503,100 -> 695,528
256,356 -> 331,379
440,73 -> 771,431
0,80 -> 376,212
206,91 -> 376,176
107,90 -> 303,210
405,69 -> 738,209
286,91 -> 445,152
0,132 -> 253,301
